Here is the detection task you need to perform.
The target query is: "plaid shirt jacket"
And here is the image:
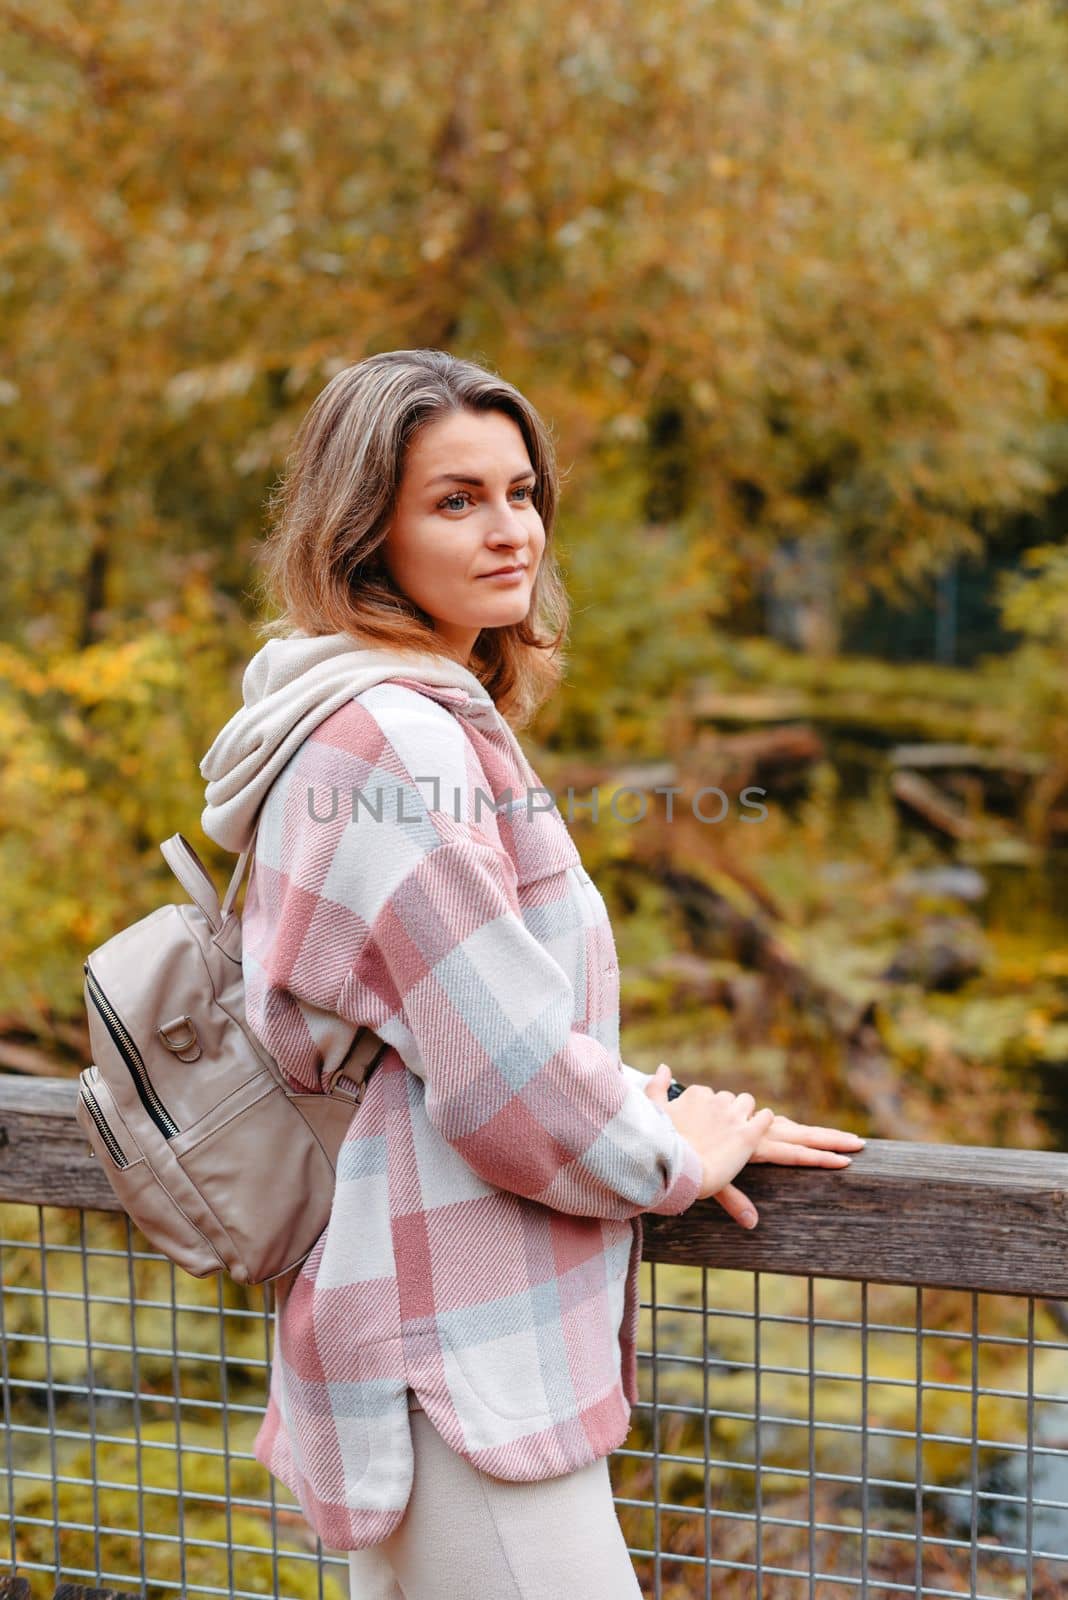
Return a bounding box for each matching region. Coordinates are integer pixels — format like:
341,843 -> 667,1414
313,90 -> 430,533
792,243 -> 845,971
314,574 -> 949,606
243,677 -> 703,1551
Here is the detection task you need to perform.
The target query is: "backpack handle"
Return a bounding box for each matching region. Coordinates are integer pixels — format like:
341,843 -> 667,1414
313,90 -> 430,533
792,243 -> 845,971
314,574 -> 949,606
161,814 -> 261,932
161,834 -> 224,928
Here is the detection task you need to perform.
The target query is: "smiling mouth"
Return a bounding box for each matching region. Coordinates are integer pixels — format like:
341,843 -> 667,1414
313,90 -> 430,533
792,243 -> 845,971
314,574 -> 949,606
478,565 -> 527,578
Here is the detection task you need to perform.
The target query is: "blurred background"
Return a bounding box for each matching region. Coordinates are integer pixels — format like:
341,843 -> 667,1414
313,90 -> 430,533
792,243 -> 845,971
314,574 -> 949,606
2,0 -> 1068,1592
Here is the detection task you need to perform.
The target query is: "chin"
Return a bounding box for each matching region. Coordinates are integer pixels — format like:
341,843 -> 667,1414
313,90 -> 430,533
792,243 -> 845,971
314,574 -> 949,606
469,591 -> 530,616
479,605 -> 530,628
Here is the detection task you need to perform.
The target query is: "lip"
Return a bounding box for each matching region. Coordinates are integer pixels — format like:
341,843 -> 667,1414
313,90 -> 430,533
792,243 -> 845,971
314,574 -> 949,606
477,564 -> 528,579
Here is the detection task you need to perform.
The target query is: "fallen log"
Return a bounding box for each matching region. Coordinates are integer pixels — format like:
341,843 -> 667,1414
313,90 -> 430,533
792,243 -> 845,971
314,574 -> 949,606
890,769 -> 979,840
889,742 -> 1045,775
691,724 -> 824,789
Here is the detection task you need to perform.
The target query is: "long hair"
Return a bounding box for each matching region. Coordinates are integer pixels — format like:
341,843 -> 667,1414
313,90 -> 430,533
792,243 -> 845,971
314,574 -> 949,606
251,349 -> 570,727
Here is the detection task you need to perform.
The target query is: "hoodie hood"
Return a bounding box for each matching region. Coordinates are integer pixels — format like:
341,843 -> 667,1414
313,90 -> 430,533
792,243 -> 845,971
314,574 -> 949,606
199,630 -> 501,854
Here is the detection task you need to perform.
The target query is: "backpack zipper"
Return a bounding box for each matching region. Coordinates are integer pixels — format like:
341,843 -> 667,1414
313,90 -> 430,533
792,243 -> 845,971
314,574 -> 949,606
83,962 -> 180,1139
81,1075 -> 130,1169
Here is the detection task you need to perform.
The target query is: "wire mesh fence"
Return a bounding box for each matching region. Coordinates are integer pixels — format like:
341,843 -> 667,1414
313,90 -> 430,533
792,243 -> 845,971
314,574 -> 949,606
1,1192 -> 1066,1599
623,1263 -> 1068,1599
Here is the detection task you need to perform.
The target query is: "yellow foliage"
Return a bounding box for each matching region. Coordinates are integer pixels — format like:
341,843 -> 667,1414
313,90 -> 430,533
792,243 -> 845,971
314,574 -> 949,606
0,579 -> 255,1028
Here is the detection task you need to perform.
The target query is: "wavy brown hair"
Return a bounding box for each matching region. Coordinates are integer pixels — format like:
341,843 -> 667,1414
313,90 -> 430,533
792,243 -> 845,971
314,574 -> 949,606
251,349 -> 570,728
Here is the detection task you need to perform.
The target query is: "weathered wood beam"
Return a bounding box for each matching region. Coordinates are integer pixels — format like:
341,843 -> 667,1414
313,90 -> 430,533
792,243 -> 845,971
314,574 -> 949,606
2,1077 -> 1066,1298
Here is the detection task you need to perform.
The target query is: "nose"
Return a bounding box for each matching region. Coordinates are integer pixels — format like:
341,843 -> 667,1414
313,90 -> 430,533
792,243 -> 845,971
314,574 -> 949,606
486,514 -> 529,554
488,526 -> 525,552
481,488 -> 540,566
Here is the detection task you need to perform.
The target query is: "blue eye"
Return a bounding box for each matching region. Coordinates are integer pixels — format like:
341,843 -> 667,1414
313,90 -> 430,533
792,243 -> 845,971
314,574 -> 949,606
438,483 -> 537,512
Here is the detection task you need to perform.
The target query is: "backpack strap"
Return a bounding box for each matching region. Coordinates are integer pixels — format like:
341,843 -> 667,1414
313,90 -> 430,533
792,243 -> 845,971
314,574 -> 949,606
221,810 -> 387,1095
163,812 -> 387,1096
325,1030 -> 390,1098
219,813 -> 260,922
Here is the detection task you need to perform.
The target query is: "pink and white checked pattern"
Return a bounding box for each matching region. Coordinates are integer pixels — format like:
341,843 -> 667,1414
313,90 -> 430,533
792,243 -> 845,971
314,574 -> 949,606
242,678 -> 703,1551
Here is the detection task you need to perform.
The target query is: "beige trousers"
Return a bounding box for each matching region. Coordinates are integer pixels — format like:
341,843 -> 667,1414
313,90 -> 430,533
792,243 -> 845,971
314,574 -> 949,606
346,1394 -> 643,1599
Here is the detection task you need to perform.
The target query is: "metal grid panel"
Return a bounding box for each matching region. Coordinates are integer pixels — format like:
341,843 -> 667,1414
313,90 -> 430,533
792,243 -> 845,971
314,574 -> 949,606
2,1202 -> 1065,1598
617,1263 -> 1068,1599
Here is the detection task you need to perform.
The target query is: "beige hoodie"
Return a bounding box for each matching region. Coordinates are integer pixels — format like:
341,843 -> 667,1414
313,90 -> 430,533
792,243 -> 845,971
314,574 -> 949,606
198,629 -> 503,854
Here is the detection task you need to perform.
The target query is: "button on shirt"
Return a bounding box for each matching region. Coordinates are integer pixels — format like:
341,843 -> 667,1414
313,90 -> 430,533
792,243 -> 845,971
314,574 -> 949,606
243,678 -> 703,1551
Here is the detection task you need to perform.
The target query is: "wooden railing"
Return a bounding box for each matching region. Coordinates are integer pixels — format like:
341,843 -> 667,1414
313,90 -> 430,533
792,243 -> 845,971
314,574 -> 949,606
3,1076 -> 1066,1298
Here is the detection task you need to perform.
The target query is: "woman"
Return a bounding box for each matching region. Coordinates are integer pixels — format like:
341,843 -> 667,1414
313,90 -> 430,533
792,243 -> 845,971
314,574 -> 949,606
199,349 -> 863,1599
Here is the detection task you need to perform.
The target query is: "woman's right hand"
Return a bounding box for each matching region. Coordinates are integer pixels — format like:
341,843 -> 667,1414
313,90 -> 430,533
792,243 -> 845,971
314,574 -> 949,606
646,1068 -> 775,1223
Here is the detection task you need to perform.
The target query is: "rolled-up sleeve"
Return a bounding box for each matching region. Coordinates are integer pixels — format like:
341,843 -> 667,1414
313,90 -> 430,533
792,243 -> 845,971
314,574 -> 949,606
337,837 -> 703,1220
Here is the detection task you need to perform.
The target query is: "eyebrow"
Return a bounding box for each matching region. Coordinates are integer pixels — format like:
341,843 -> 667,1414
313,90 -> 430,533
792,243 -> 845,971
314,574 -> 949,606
424,470 -> 537,489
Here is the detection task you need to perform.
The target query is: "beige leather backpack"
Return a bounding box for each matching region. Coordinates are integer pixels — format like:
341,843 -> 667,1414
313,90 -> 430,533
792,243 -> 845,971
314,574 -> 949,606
76,818 -> 386,1286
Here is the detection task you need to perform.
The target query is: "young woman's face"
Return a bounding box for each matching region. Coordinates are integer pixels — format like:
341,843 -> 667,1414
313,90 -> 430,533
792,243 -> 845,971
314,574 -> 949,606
381,408 -> 546,661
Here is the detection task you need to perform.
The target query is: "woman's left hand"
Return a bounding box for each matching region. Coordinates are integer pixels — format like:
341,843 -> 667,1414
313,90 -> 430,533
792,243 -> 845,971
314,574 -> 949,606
643,1071 -> 865,1168
643,1068 -> 866,1225
747,1115 -> 865,1166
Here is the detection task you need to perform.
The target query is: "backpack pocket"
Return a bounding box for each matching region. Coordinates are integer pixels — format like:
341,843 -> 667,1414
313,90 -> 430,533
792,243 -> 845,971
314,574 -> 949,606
174,1079 -> 346,1282
78,1066 -> 137,1170
76,1065 -> 226,1277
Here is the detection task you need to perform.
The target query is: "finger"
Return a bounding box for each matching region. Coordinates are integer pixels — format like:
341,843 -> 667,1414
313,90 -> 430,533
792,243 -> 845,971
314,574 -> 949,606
778,1122 -> 866,1150
712,1183 -> 759,1230
735,1092 -> 756,1118
746,1107 -> 776,1143
749,1141 -> 852,1167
